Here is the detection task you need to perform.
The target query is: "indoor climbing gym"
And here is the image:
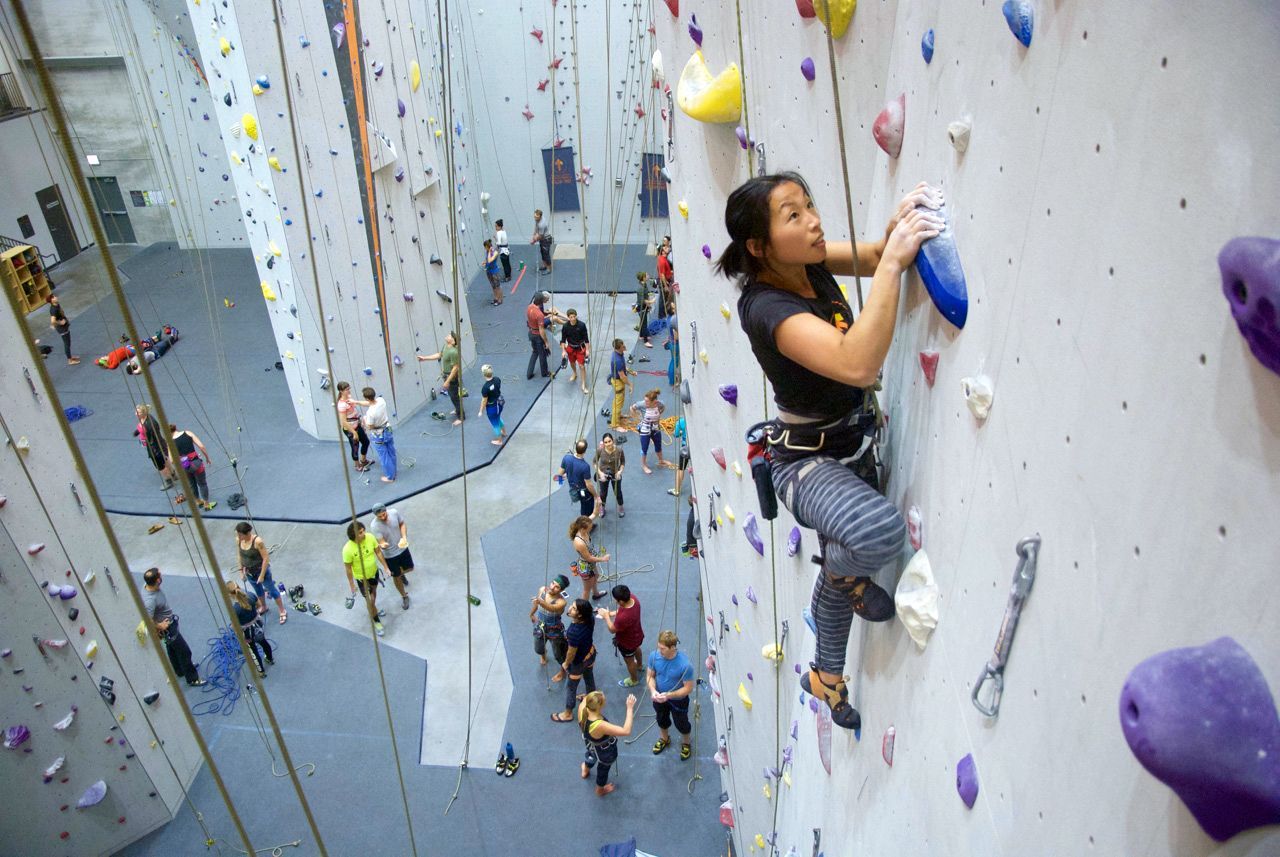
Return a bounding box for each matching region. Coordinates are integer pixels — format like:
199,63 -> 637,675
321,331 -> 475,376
0,0 -> 1277,855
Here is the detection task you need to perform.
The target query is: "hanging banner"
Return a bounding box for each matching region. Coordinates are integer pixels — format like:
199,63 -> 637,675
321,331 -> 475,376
640,152 -> 670,219
541,146 -> 580,213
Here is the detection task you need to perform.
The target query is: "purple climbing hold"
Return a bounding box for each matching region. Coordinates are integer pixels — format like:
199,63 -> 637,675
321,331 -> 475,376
718,384 -> 738,406
915,202 -> 968,329
1219,236 -> 1280,376
735,126 -> 749,150
790,719 -> 799,740
403,293 -> 414,302
1119,636 -> 1280,841
3,725 -> 30,749
743,515 -> 764,556
688,14 -> 702,47
395,167 -> 405,183
956,753 -> 979,808
58,587 -> 77,601
372,61 -> 384,78
393,355 -> 403,367
731,594 -> 739,606
922,29 -> 935,63
332,22 -> 345,49
786,526 -> 801,557
747,672 -> 754,681
702,244 -> 711,259
808,696 -> 819,713
744,585 -> 758,604
398,99 -> 406,118
77,780 -> 107,809
1002,0 -> 1033,48
800,57 -> 815,82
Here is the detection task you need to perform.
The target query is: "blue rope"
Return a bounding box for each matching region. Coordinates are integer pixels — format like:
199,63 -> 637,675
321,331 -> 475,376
190,626 -> 250,716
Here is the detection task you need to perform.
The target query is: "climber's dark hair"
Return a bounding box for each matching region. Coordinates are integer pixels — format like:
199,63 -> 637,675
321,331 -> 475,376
714,171 -> 813,284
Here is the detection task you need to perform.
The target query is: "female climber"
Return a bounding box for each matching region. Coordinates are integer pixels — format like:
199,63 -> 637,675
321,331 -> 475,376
551,598 -> 597,723
170,424 -> 216,511
577,689 -> 637,797
629,388 -> 670,474
569,514 -> 609,601
336,382 -> 372,472
716,173 -> 942,731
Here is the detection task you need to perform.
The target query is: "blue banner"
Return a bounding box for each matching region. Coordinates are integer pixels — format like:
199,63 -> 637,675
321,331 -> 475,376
640,152 -> 669,219
541,146 -> 580,213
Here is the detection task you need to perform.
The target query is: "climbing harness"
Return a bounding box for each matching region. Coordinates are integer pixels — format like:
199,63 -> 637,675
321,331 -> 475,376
972,535 -> 1043,718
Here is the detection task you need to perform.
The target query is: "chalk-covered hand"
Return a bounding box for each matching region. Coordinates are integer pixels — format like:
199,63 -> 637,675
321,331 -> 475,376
882,207 -> 943,271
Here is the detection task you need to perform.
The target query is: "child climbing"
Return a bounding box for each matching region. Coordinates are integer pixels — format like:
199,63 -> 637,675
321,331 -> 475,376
718,172 -> 943,732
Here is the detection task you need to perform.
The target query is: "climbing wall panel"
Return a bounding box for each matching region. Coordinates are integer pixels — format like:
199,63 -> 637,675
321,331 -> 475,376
659,1 -> 1280,855
0,302 -> 203,855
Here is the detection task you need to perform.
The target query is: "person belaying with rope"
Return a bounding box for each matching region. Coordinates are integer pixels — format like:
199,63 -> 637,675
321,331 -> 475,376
530,208 -> 554,273
236,521 -> 287,624
557,439 -> 601,519
356,386 -> 398,482
530,574 -> 571,682
336,382 -> 372,473
717,173 -> 943,731
418,331 -> 464,426
551,598 -> 598,723
568,514 -> 609,601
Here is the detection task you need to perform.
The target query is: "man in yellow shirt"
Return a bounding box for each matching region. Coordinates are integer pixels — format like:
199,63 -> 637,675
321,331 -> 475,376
343,520 -> 391,637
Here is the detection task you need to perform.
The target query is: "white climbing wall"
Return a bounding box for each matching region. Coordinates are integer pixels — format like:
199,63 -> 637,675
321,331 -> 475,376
658,1 -> 1280,856
180,0 -> 474,438
0,300 -> 203,855
464,0 -> 670,251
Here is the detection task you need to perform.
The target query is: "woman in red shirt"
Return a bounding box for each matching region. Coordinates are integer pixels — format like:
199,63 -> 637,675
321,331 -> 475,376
597,584 -> 643,687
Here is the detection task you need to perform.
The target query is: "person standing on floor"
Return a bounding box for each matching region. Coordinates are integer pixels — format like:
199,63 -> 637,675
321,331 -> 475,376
417,331 -> 463,426
47,295 -> 80,365
225,580 -> 273,677
236,521 -> 287,624
560,308 -> 591,394
484,239 -> 504,306
494,219 -> 512,281
141,567 -> 207,687
577,690 -> 637,797
656,239 -> 675,305
342,519 -> 392,637
558,440 -> 600,519
593,432 -> 626,518
530,574 -> 571,681
369,503 -> 413,610
608,339 -> 632,431
171,425 -> 217,511
530,209 -> 553,273
669,415 -> 689,498
551,598 -> 597,722
568,514 -> 609,601
477,364 -> 506,446
629,389 -> 671,475
356,387 -> 397,482
666,299 -> 680,386
336,382 -> 372,473
133,403 -> 173,488
525,292 -> 552,379
635,272 -> 654,349
647,629 -> 695,760
597,584 -> 643,687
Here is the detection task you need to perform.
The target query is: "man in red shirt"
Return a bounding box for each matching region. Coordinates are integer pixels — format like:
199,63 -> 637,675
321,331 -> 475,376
526,292 -> 551,379
598,584 -> 644,686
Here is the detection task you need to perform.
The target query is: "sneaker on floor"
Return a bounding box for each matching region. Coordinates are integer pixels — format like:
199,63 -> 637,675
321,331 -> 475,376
618,678 -> 638,687
374,621 -> 385,637
188,678 -> 208,688
265,657 -> 275,666
377,609 -> 387,618
495,753 -> 507,775
402,595 -> 410,610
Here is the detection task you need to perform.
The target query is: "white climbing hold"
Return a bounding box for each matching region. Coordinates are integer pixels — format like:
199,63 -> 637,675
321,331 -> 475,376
652,49 -> 665,83
961,375 -> 994,420
895,549 -> 940,650
907,505 -> 923,550
948,117 -> 972,153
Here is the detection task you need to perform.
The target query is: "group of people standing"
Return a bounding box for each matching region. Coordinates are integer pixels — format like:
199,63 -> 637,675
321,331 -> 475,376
133,403 -> 219,511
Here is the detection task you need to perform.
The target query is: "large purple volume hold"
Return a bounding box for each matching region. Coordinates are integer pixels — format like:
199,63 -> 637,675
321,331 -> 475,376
1219,236 -> 1280,377
1119,636 -> 1280,842
913,203 -> 968,329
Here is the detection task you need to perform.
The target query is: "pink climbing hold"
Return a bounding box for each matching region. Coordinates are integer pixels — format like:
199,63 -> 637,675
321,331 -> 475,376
663,0 -> 679,16
800,57 -> 816,81
919,349 -> 939,386
873,94 -> 906,158
0,495 -> 7,507
634,104 -> 645,119
522,105 -> 534,121
907,506 -> 922,550
882,726 -> 896,766
530,27 -> 544,44
549,56 -> 563,70
28,543 -> 45,556
536,79 -> 549,92
796,0 -> 816,17
710,447 -> 727,469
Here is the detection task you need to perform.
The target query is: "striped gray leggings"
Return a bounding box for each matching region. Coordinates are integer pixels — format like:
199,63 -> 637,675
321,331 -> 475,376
772,454 -> 905,674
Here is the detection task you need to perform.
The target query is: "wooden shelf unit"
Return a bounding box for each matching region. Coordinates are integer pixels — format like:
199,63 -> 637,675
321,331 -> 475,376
2,244 -> 51,314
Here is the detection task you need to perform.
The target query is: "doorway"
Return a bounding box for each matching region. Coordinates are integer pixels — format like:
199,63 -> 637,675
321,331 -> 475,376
87,176 -> 136,244
35,185 -> 79,263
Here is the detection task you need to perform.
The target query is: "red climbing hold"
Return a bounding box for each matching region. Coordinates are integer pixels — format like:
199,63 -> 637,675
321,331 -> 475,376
549,56 -> 563,70
522,106 -> 534,121
710,447 -> 726,469
795,0 -> 816,17
536,79 -> 549,92
634,104 -> 645,119
663,0 -> 679,16
873,94 -> 906,158
530,27 -> 544,44
919,350 -> 939,387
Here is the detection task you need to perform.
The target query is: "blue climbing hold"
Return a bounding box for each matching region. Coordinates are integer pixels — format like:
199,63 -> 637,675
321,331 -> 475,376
921,29 -> 935,63
1002,0 -> 1033,47
914,202 -> 968,329
315,189 -> 324,198
255,75 -> 271,89
363,367 -> 373,376
299,36 -> 310,48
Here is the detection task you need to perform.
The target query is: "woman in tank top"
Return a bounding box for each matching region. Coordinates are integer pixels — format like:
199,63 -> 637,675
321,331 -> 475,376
577,690 -> 636,796
170,425 -> 215,510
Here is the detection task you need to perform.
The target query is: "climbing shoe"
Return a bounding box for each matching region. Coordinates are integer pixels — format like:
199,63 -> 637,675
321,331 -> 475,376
288,585 -> 305,601
293,601 -> 310,613
800,666 -> 861,732
835,575 -> 895,622
504,756 -> 520,777
652,738 -> 670,755
680,744 -> 692,761
495,752 -> 507,775
309,603 -> 322,616
344,594 -> 356,610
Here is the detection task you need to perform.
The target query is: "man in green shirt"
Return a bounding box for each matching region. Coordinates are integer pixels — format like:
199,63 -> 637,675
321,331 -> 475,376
342,520 -> 391,636
418,331 -> 463,425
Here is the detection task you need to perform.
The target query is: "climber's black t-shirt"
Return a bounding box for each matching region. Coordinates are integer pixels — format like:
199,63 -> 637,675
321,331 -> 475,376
737,264 -> 864,421
561,319 -> 590,348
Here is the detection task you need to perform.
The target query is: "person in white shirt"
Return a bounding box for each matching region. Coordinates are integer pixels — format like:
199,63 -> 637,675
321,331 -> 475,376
357,386 -> 397,483
494,219 -> 512,281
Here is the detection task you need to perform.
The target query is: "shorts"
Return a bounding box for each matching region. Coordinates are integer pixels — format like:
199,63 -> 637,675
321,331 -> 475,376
384,549 -> 415,577
245,565 -> 278,603
565,344 -> 586,365
355,574 -> 381,596
678,450 -> 690,470
616,643 -> 641,659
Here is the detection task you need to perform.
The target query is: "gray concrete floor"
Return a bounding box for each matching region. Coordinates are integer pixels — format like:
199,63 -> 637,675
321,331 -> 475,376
46,241 -> 658,767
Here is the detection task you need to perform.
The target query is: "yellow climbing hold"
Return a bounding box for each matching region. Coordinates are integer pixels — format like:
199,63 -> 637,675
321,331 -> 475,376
733,619 -> 742,633
86,641 -> 98,659
763,782 -> 772,799
218,37 -> 231,57
782,770 -> 793,788
117,713 -> 126,723
676,50 -> 742,123
229,151 -> 242,166
719,301 -> 731,319
738,682 -> 753,709
284,350 -> 294,360
716,514 -> 724,527
261,281 -> 277,301
755,834 -> 767,849
435,128 -> 443,138
268,240 -> 282,257
761,642 -> 784,661
814,0 -> 857,40
252,83 -> 264,96
241,113 -> 258,140
268,155 -> 282,171
410,60 -> 421,92
724,505 -> 735,522
731,461 -> 742,477
698,349 -> 709,364
135,620 -> 148,643
677,199 -> 689,219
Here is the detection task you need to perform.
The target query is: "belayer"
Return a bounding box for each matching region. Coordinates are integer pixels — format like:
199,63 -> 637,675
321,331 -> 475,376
716,173 -> 942,730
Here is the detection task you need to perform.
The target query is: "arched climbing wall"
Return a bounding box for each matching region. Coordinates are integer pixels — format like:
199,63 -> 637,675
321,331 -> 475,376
180,0 -> 476,438
657,1 -> 1280,855
0,299 -> 203,855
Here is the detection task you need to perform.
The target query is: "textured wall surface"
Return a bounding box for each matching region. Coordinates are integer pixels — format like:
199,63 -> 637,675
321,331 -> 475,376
657,1 -> 1280,855
0,297 -> 202,855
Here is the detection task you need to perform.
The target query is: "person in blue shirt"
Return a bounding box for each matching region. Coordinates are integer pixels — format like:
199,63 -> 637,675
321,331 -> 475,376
646,629 -> 695,760
557,439 -> 600,517
608,338 -> 633,431
665,300 -> 679,386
